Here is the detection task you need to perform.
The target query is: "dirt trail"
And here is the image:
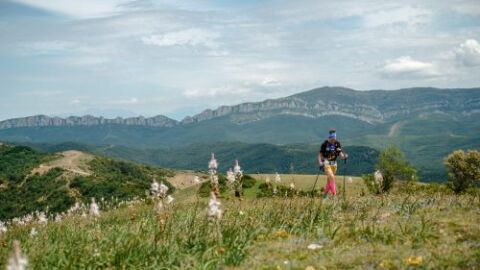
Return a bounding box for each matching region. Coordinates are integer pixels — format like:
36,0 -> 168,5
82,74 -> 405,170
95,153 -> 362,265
31,150 -> 93,177
388,121 -> 405,137
167,171 -> 207,190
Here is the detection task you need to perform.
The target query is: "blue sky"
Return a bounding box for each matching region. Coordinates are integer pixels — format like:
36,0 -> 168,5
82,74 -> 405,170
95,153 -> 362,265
1,0 -> 479,120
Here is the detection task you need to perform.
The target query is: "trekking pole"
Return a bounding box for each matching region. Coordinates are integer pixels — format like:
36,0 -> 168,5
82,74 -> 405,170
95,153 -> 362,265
310,167 -> 322,197
343,158 -> 347,201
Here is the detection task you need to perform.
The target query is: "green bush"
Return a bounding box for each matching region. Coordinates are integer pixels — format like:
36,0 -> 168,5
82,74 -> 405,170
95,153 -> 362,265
0,168 -> 71,219
199,174 -> 228,197
362,173 -> 378,194
242,175 -> 256,189
363,145 -> 417,194
444,149 -> 480,194
71,157 -> 175,203
199,174 -> 257,197
256,182 -> 296,198
0,145 -> 46,184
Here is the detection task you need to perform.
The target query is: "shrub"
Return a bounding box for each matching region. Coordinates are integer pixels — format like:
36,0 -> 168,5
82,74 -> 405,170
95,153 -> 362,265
362,173 -> 379,194
242,175 -> 256,189
199,174 -> 257,197
256,182 -> 296,198
444,149 -> 480,194
364,145 -> 417,194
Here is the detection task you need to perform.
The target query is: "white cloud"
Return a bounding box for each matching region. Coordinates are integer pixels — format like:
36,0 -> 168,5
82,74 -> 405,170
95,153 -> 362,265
13,0 -> 129,18
363,6 -> 432,28
109,97 -> 139,105
142,28 -> 219,48
183,85 -> 252,98
62,56 -> 109,67
452,2 -> 480,16
454,39 -> 480,67
381,56 -> 439,78
20,40 -> 74,56
261,77 -> 282,86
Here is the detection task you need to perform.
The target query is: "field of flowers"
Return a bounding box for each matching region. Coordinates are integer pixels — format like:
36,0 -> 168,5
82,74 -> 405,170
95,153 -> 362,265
1,175 -> 479,269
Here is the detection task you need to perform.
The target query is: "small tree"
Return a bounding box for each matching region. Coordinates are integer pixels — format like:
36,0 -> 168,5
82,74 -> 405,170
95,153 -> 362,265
363,145 -> 417,194
444,150 -> 480,194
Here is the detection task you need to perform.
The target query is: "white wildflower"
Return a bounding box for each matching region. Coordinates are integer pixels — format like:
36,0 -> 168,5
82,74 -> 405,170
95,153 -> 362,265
89,198 -> 100,217
208,153 -> 220,195
207,192 -> 222,220
226,169 -> 235,184
93,248 -> 100,257
193,176 -> 200,184
29,228 -> 37,238
307,243 -> 323,250
275,172 -> 281,183
233,160 -> 242,175
55,214 -> 62,223
374,170 -> 383,187
212,175 -> 219,185
0,222 -> 7,234
37,212 -> 47,225
208,153 -> 218,170
12,218 -> 19,226
23,214 -> 33,224
347,177 -> 353,183
159,182 -> 169,198
7,240 -> 28,270
273,187 -> 278,194
166,195 -> 174,204
290,182 -> 295,190
150,180 -> 160,196
68,202 -> 81,215
155,200 -> 164,214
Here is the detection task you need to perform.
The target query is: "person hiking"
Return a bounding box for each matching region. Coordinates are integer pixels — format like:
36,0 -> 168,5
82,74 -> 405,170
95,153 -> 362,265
318,128 -> 348,199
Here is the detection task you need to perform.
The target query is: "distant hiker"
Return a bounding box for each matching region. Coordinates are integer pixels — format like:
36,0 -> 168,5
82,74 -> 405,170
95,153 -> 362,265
318,129 -> 348,199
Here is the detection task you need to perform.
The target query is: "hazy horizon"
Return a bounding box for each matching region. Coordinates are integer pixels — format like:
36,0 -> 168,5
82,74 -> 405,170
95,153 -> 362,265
1,85 -> 480,121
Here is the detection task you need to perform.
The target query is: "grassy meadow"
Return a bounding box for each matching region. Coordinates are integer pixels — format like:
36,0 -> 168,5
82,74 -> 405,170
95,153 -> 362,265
1,174 -> 479,269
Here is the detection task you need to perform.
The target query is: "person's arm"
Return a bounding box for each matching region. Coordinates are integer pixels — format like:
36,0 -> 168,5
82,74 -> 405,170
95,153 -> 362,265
337,142 -> 348,160
318,151 -> 325,165
318,142 -> 326,167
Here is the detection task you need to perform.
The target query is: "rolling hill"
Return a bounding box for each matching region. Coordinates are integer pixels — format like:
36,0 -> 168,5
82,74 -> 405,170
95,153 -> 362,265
0,144 -> 175,220
0,86 -> 479,181
22,141 -> 379,177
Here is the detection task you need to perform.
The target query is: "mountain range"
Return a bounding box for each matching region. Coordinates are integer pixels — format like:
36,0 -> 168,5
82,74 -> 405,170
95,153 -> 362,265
1,86 -> 479,181
2,86 -> 479,129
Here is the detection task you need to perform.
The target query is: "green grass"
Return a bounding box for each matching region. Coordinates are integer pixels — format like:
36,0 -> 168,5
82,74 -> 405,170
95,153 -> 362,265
253,173 -> 364,194
1,176 -> 479,269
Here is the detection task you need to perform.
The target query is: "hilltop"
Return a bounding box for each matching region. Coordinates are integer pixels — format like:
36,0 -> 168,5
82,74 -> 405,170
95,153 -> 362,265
0,144 -> 175,220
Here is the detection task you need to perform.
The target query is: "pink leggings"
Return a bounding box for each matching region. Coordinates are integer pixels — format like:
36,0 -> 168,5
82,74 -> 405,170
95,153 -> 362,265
324,180 -> 337,195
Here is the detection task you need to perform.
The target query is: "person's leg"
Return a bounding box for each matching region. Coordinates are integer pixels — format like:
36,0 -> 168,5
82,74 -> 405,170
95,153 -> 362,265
323,166 -> 333,198
324,166 -> 335,198
330,165 -> 337,196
